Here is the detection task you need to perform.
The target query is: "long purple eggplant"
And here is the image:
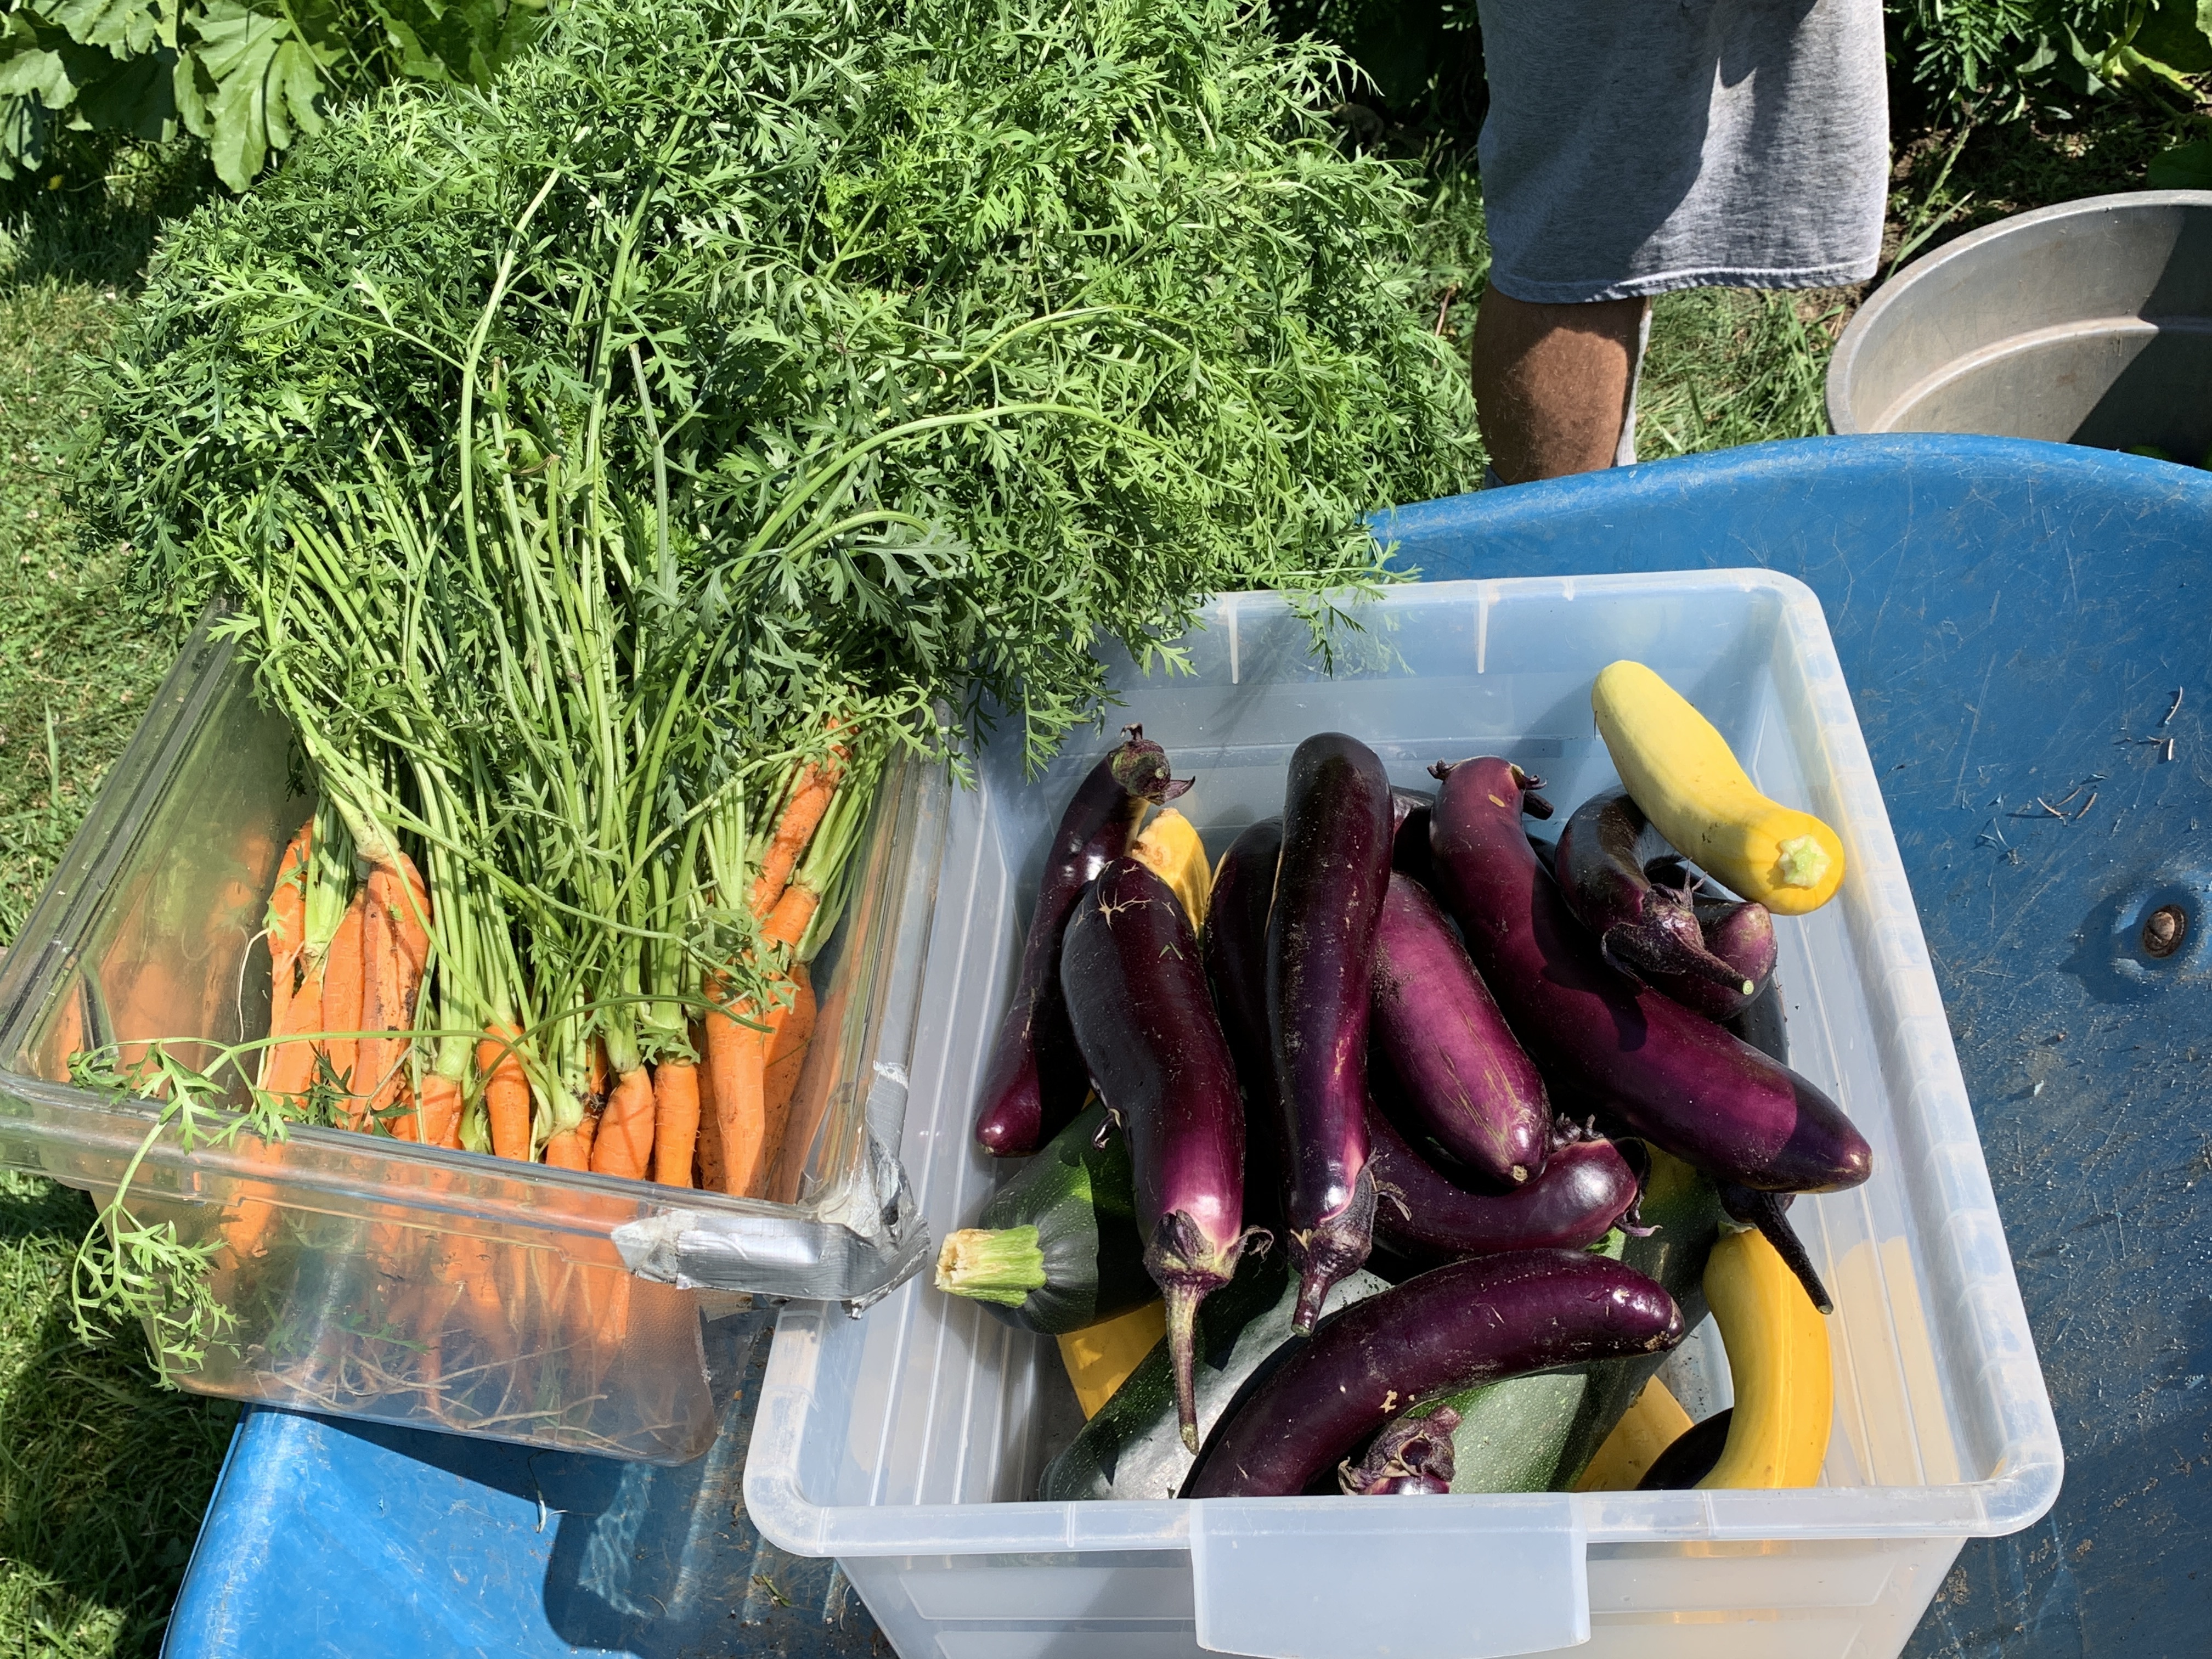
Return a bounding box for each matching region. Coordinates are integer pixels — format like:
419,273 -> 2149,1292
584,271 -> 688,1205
1367,1104 -> 1637,1262
1181,1249 -> 1682,1497
1428,758 -> 1871,1194
1268,733 -> 1395,1332
1370,872 -> 1550,1186
1554,788 -> 1753,1000
1205,819 -> 1285,1228
974,729 -> 1188,1158
1063,857 -> 1260,1450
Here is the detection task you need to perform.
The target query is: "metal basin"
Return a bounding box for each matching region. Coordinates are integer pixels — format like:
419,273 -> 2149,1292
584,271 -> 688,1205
1827,191 -> 2212,461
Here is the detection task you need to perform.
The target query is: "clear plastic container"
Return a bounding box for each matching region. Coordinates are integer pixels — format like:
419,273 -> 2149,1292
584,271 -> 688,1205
0,626 -> 946,1462
741,571 -> 2062,1659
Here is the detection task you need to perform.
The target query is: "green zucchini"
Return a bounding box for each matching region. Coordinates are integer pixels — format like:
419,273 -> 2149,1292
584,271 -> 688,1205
934,1101 -> 1155,1335
1039,1251 -> 1392,1501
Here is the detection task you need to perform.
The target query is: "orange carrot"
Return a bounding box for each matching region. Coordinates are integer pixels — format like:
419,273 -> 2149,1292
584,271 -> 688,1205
478,1024 -> 532,1160
259,820 -> 313,1087
748,752 -> 844,917
761,962 -> 816,1173
416,1073 -> 466,1149
704,974 -> 770,1195
357,869 -> 399,1132
261,956 -> 325,1102
321,889 -> 368,1119
650,1061 -> 700,1187
590,1066 -> 656,1180
544,1126 -> 591,1169
760,881 -> 820,954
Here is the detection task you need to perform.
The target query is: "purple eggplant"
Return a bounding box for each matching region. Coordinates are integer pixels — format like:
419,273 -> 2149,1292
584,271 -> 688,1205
1637,860 -> 1782,1020
1390,787 -> 1436,885
974,728 -> 1189,1158
1427,758 -> 1871,1194
1367,1105 -> 1638,1262
1206,818 -> 1285,1228
1339,1404 -> 1460,1495
1370,872 -> 1550,1186
1554,788 -> 1754,1002
1063,857 -> 1260,1451
1181,1249 -> 1683,1497
1268,733 -> 1395,1332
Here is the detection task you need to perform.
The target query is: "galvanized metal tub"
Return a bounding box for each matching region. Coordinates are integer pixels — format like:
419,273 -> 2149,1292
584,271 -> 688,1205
1827,191 -> 2212,462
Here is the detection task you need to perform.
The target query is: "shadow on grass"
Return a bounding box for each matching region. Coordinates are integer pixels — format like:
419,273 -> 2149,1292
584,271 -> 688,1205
0,132 -> 216,296
0,1174 -> 239,1658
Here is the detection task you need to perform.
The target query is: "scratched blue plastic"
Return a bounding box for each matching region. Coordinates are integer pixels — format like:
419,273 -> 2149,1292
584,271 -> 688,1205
167,436 -> 2212,1658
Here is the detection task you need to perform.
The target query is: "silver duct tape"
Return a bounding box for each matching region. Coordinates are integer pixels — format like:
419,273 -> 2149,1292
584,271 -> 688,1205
610,1068 -> 933,1310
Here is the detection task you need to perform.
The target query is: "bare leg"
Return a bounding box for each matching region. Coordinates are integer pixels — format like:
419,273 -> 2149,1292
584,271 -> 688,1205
1470,290 -> 1650,485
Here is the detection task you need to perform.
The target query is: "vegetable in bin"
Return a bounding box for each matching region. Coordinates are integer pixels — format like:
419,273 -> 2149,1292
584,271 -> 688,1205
1389,786 -> 1437,885
1181,1249 -> 1684,1498
1040,1254 -> 1393,1502
1340,1405 -> 1459,1494
934,1101 -> 1156,1334
1062,857 -> 1263,1452
1365,1103 -> 1638,1265
1426,757 -> 1871,1196
1268,732 -> 1396,1332
1638,851 -> 1782,1022
1369,870 -> 1550,1186
1592,661 -> 1846,914
1553,787 -> 1760,1006
974,729 -> 1190,1159
1204,818 -> 1285,1228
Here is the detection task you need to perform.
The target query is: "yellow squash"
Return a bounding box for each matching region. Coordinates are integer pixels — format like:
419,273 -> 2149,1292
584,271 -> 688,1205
1057,1299 -> 1167,1418
1697,1226 -> 1833,1489
1590,660 -> 1844,915
1132,808 -> 1213,935
1574,1376 -> 1695,1492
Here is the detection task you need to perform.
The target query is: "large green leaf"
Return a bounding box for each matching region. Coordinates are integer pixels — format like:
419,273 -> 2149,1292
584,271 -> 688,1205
49,0 -> 174,55
176,0 -> 338,188
0,90 -> 47,173
366,0 -> 545,88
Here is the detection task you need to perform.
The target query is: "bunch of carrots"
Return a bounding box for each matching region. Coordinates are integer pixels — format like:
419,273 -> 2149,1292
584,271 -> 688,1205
249,741 -> 869,1200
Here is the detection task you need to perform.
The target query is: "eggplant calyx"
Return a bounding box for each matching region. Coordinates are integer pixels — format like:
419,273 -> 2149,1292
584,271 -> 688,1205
1339,1403 -> 1462,1495
1602,917 -> 1757,995
1287,1166 -> 1379,1333
934,1226 -> 1048,1306
1718,1186 -> 1834,1314
1108,726 -> 1193,804
1147,1210 -> 1252,1452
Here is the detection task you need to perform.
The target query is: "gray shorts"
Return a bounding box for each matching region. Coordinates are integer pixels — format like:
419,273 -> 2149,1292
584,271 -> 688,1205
1474,0 -> 1889,304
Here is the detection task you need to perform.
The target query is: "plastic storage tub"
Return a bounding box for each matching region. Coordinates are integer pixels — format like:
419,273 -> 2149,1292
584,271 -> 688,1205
742,568 -> 2061,1659
0,625 -> 944,1462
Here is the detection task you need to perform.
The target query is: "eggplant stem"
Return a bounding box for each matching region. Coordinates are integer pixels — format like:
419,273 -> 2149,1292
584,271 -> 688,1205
1722,1187 -> 1834,1314
1164,1283 -> 1204,1452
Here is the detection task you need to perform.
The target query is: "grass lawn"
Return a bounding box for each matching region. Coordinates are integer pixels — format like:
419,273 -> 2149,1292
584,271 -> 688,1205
0,74 -> 2188,1656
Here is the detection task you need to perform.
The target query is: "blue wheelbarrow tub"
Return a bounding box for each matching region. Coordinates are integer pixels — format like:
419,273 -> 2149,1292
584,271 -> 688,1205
164,436 -> 2212,1659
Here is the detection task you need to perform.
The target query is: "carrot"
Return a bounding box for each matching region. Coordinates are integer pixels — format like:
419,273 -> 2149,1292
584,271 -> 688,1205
590,1066 -> 656,1180
691,1019 -> 725,1190
544,1126 -> 591,1169
258,819 -> 313,1088
760,881 -> 820,954
261,956 -> 325,1102
748,752 -> 844,917
761,962 -> 816,1195
478,1023 -> 533,1160
356,869 -> 399,1132
415,1073 -> 466,1149
575,1110 -> 600,1162
704,973 -> 770,1195
321,889 -> 368,1120
44,980 -> 84,1086
650,1060 -> 700,1187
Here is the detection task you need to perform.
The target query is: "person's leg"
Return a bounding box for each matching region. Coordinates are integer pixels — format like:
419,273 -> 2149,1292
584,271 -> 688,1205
1469,291 -> 1650,485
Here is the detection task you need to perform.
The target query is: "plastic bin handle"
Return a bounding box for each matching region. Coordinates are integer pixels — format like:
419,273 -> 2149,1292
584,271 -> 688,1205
1189,1499 -> 1588,1659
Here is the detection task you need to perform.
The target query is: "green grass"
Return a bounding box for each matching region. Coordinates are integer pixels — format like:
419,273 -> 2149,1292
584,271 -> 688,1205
0,136 -> 228,1659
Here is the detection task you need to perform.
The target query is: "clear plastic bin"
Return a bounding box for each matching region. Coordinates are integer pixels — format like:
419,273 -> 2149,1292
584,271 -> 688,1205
0,625 -> 945,1462
741,571 -> 2062,1659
